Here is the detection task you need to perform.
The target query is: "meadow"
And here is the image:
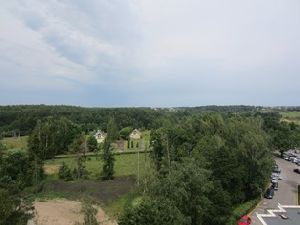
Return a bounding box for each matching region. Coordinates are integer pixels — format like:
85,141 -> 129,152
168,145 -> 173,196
0,135 -> 28,151
45,152 -> 151,180
280,111 -> 300,125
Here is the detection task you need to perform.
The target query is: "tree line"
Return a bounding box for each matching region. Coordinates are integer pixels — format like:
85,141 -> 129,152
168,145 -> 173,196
0,104 -> 284,137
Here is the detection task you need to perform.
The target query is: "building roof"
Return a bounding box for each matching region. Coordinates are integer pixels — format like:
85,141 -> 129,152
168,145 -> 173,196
257,204 -> 300,225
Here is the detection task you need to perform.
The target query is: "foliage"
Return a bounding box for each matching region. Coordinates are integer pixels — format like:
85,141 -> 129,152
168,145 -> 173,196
58,162 -> 73,181
0,189 -> 17,224
227,199 -> 260,225
71,135 -> 88,179
119,197 -> 187,225
0,151 -> 37,225
101,140 -> 115,180
120,127 -> 133,140
123,113 -> 273,225
107,117 -> 119,141
0,151 -> 37,191
87,135 -> 98,152
28,117 -> 80,159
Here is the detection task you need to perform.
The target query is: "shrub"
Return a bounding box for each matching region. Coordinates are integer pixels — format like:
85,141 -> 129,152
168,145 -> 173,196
58,162 -> 73,181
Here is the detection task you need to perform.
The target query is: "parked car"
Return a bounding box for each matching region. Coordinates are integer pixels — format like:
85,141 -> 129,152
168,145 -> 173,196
271,177 -> 278,184
272,182 -> 279,191
271,173 -> 282,180
293,168 -> 300,174
272,168 -> 281,174
264,188 -> 274,199
293,158 -> 300,164
237,215 -> 252,225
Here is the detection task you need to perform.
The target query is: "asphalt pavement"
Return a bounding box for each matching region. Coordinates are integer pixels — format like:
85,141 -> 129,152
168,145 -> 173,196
250,157 -> 300,225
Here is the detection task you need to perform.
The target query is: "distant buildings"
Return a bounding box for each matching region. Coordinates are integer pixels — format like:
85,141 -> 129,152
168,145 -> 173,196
130,129 -> 142,140
94,130 -> 106,143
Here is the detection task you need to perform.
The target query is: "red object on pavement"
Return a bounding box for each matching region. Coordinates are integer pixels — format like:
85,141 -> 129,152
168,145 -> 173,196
237,215 -> 252,225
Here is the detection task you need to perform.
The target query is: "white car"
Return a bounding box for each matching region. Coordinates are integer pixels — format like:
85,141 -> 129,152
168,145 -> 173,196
271,177 -> 279,184
271,173 -> 282,180
293,158 -> 300,164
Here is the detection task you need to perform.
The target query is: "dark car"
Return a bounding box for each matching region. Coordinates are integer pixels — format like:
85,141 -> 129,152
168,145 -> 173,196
264,188 -> 274,199
272,182 -> 279,191
272,168 -> 281,174
293,168 -> 300,174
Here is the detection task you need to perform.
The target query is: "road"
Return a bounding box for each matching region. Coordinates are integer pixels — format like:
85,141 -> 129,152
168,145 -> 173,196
250,157 -> 300,225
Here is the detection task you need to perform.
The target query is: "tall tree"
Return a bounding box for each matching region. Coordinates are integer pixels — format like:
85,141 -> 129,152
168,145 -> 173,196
101,140 -> 115,180
70,134 -> 88,179
106,117 -> 119,141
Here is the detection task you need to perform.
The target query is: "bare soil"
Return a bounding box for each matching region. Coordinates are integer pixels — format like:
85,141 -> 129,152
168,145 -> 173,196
34,199 -> 117,225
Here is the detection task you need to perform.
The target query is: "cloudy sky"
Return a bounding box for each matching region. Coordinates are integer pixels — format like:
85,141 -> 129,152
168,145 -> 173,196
1,0 -> 300,107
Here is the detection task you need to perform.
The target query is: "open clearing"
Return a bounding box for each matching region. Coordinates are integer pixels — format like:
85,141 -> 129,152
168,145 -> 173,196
33,199 -> 117,225
45,152 -> 151,179
0,135 -> 28,151
280,111 -> 300,125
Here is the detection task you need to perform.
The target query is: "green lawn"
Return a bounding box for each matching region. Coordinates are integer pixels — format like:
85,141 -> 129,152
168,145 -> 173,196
0,136 -> 28,151
280,112 -> 300,125
45,152 -> 151,179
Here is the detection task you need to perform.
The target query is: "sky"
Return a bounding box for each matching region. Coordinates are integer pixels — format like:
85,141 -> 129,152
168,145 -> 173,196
1,0 -> 300,107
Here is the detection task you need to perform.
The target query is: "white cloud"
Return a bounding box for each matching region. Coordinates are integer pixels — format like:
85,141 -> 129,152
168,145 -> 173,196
1,0 -> 300,106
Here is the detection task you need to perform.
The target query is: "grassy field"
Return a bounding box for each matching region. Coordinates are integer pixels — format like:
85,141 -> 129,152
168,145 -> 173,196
0,136 -> 28,151
45,152 -> 151,179
280,112 -> 300,125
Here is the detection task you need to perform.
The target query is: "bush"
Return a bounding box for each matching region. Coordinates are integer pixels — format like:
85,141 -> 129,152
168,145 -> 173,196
227,199 -> 260,225
58,162 -> 73,181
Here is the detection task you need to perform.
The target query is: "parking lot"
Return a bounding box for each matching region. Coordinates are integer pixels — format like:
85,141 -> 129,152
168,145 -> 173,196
250,156 -> 300,225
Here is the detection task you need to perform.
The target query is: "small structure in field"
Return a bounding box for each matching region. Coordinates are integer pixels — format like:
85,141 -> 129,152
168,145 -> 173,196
129,129 -> 142,140
94,130 -> 106,143
116,140 -> 125,151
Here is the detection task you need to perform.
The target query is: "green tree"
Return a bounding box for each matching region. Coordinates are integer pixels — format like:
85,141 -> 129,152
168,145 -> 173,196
28,117 -> 80,159
120,127 -> 133,140
87,135 -> 98,152
107,117 -> 119,141
119,197 -> 187,225
70,134 -> 88,179
273,122 -> 293,157
101,140 -> 115,180
0,189 -> 16,224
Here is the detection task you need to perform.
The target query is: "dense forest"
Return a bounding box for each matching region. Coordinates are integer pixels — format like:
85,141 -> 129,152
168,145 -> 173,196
0,104 -> 290,137
1,105 -> 300,225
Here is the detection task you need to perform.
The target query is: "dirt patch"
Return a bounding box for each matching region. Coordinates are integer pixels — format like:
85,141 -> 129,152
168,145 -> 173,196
42,176 -> 136,203
34,199 -> 117,225
44,164 -> 60,175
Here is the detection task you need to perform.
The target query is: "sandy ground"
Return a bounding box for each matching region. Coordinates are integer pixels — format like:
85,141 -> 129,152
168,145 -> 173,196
33,199 -> 117,225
